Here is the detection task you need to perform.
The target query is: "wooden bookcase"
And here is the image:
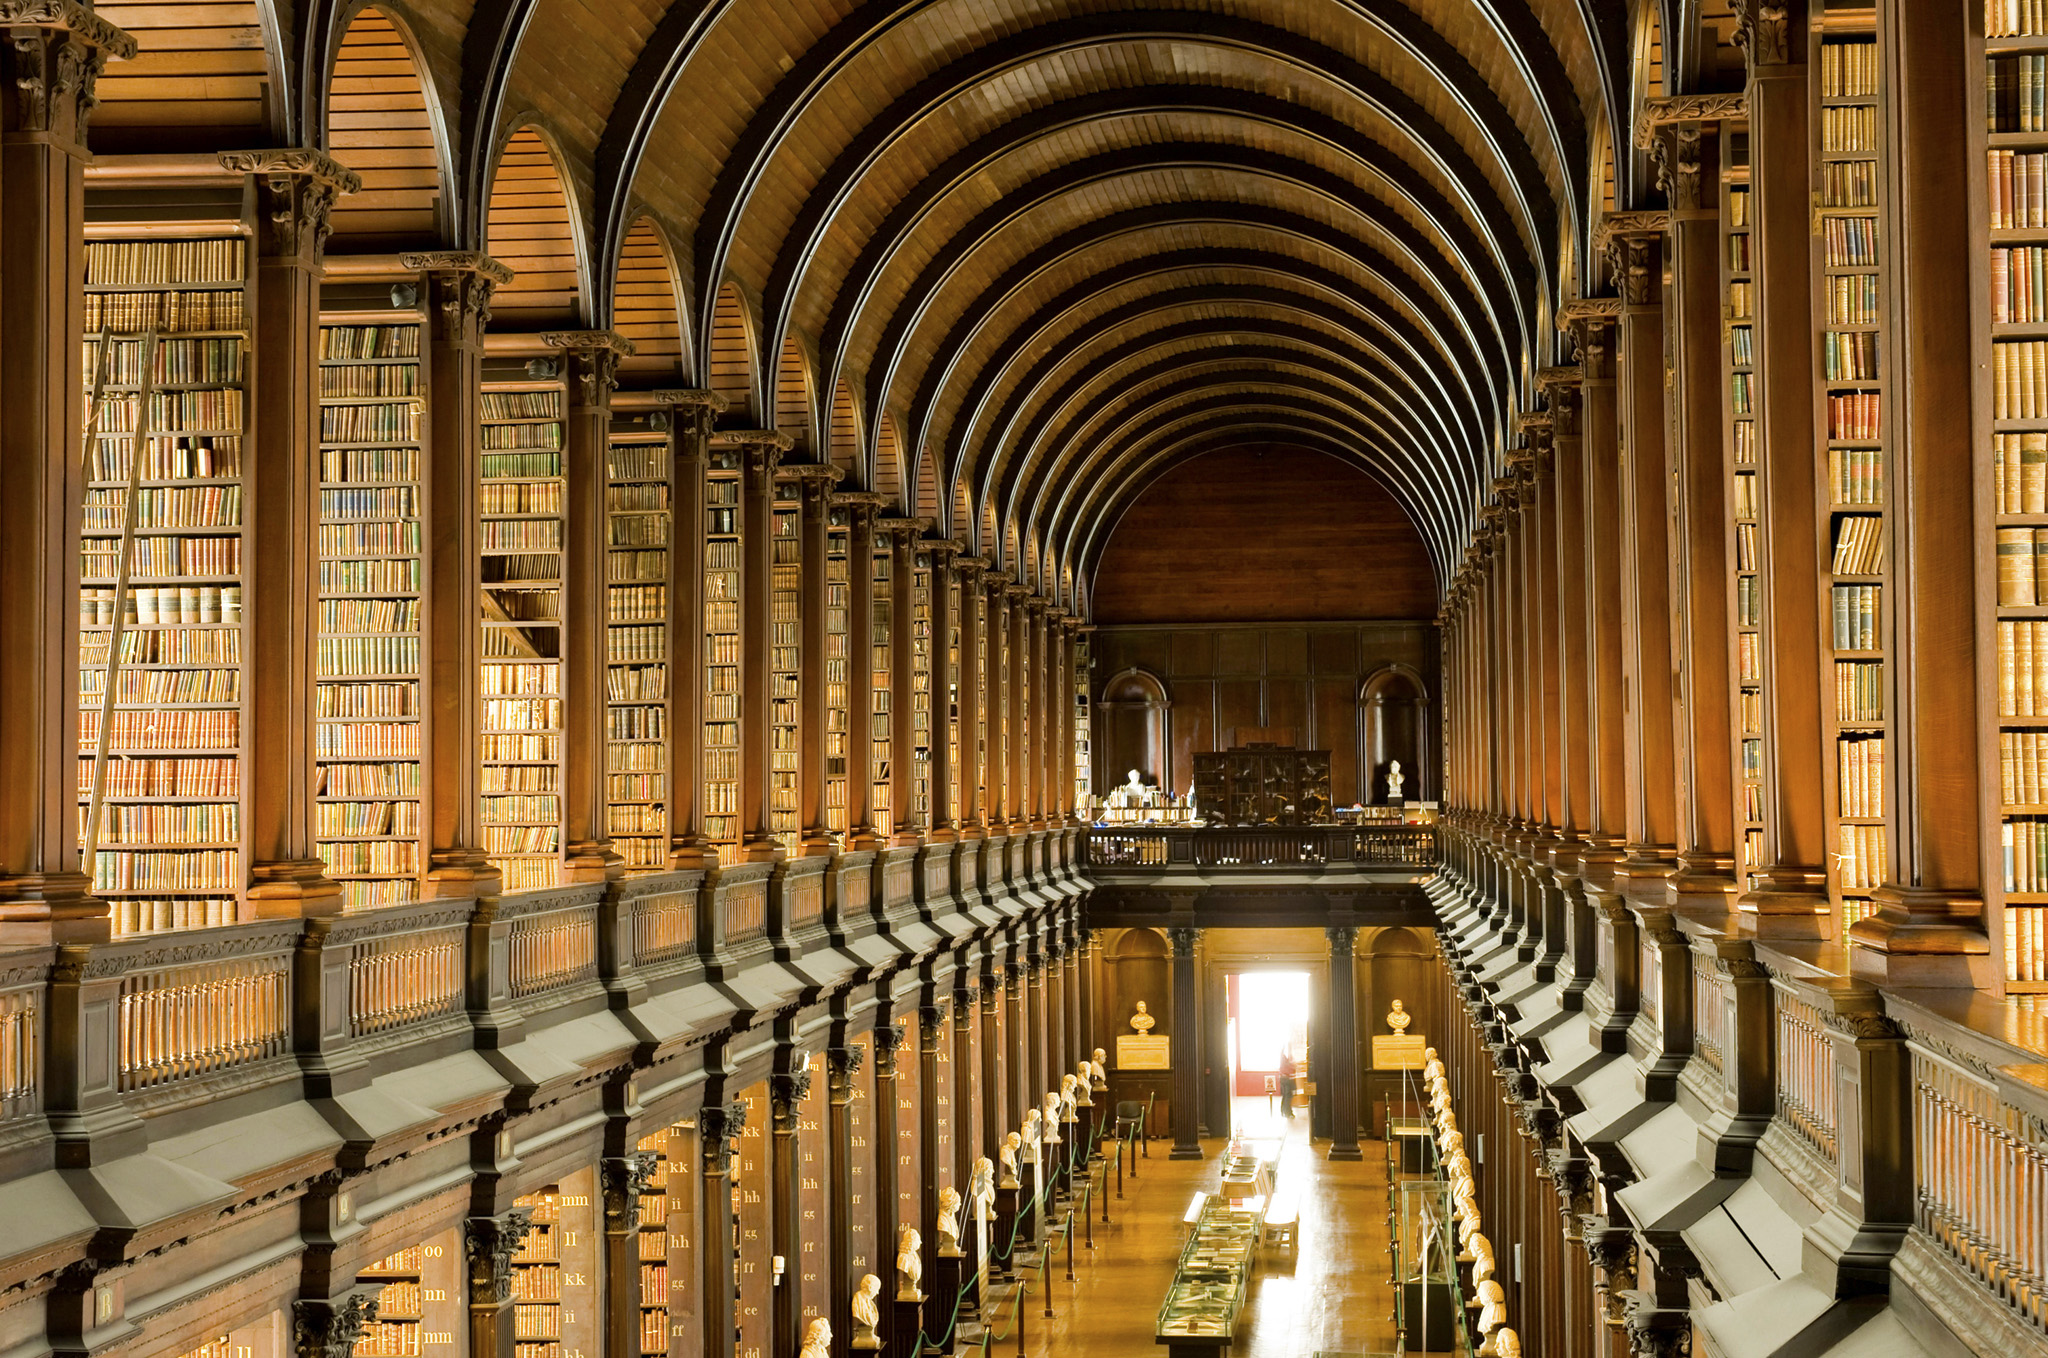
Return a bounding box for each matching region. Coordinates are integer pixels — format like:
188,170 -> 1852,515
825,519 -> 851,838
944,564 -> 962,823
1813,6 -> 1892,935
1723,146 -> 1766,896
704,454 -> 742,853
871,537 -> 893,837
78,235 -> 251,935
636,1130 -> 672,1358
511,1189 -> 563,1358
1074,632 -> 1093,811
314,312 -> 426,913
770,481 -> 802,854
607,422 -> 673,872
910,548 -> 934,830
479,366 -> 568,892
1980,0 -> 2048,988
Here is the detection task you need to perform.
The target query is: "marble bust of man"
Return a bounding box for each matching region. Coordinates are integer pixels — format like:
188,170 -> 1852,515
1387,760 -> 1405,800
1386,999 -> 1412,1034
971,1156 -> 997,1220
1129,1001 -> 1156,1034
896,1227 -> 923,1301
1019,1111 -> 1042,1165
999,1132 -> 1021,1186
851,1274 -> 882,1346
1089,1048 -> 1108,1088
799,1318 -> 831,1358
936,1187 -> 963,1255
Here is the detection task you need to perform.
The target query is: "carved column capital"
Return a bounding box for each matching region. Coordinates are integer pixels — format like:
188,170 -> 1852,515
602,1151 -> 660,1232
770,1069 -> 814,1131
403,253 -> 512,345
1733,0 -> 1793,67
1559,299 -> 1624,378
465,1208 -> 535,1303
700,1098 -> 748,1172
1168,925 -> 1200,958
221,149 -> 362,262
291,1293 -> 378,1358
1596,214 -> 1669,308
0,5 -> 136,145
542,330 -> 633,408
872,1021 -> 906,1072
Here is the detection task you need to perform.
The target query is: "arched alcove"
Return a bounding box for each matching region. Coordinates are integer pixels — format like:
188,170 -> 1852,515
323,7 -> 449,248
1360,665 -> 1432,804
483,125 -> 586,328
612,217 -> 688,383
708,282 -> 756,423
1098,667 -> 1171,796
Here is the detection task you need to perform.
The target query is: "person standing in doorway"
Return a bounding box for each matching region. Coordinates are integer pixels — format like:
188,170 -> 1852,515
1278,1046 -> 1298,1115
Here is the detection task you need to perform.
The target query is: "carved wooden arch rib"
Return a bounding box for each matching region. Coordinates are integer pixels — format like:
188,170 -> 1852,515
879,179 -> 1515,471
811,91 -> 1540,395
687,11 -> 1564,367
939,280 -> 1490,534
1068,424 -> 1457,598
943,236 -> 1501,501
1010,339 -> 1462,524
455,0 -> 542,250
1062,404 -> 1457,584
1026,372 -> 1462,550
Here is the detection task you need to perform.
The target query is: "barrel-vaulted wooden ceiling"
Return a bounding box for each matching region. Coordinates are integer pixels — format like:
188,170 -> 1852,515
88,0 -> 1736,611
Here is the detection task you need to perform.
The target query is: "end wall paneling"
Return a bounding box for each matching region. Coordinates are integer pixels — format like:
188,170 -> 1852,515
479,367 -> 568,891
1314,677 -> 1359,807
1726,145 -> 1767,894
314,309 -> 425,911
704,452 -> 741,851
797,1068 -> 829,1336
605,422 -> 674,871
80,236 -> 251,934
1982,0 -> 2048,987
1814,9 -> 1895,934
1102,929 -> 1171,1134
736,1085 -> 769,1358
355,1232 -> 463,1358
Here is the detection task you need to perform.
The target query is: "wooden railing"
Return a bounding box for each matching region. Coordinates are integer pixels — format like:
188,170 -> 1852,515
1692,948 -> 1725,1073
1773,984 -> 1840,1167
108,926 -> 296,1092
1911,1044 -> 2048,1339
631,884 -> 698,966
722,877 -> 768,947
338,903 -> 468,1038
505,890 -> 602,999
0,958 -> 43,1123
882,851 -> 916,912
1082,824 -> 1439,870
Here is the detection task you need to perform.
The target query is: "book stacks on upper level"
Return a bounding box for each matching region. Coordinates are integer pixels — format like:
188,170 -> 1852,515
871,531 -> 894,837
1983,0 -> 2048,988
479,360 -> 568,891
771,479 -> 803,854
1814,8 -> 1893,934
607,419 -> 673,871
78,236 -> 250,935
826,515 -> 851,838
1723,142 -> 1765,896
943,561 -> 961,825
911,544 -> 934,830
1074,631 -> 1092,812
315,308 -> 425,913
704,451 -> 742,853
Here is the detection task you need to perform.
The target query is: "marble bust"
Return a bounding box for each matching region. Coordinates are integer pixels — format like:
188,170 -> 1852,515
971,1156 -> 997,1220
1040,1093 -> 1062,1143
1090,1048 -> 1108,1088
1019,1112 -> 1042,1165
936,1187 -> 963,1255
896,1227 -> 923,1301
1488,1328 -> 1522,1358
999,1132 -> 1021,1185
852,1274 -> 882,1345
799,1318 -> 831,1358
1059,1073 -> 1079,1121
1129,1001 -> 1155,1034
1386,760 -> 1405,801
1073,1061 -> 1094,1105
1386,999 -> 1412,1034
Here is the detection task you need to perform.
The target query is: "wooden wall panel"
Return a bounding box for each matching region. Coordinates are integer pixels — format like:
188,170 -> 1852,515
1091,447 -> 1437,624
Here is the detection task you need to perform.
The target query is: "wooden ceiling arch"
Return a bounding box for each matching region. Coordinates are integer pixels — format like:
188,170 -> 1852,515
613,216 -> 690,383
483,124 -> 589,328
321,6 -> 452,249
94,0 -> 290,151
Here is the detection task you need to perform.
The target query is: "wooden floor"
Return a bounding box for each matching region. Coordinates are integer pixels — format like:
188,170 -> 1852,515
998,1111 -> 1401,1357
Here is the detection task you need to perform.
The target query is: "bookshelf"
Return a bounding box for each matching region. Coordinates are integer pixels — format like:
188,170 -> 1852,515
705,452 -> 742,852
871,536 -> 893,837
511,1190 -> 563,1358
608,425 -> 673,872
480,369 -> 568,892
1983,0 -> 2048,988
1074,631 -> 1092,813
78,236 -> 251,935
772,480 -> 803,855
825,518 -> 851,839
972,584 -> 988,821
636,1130 -> 672,1358
1814,9 -> 1892,936
1724,145 -> 1765,896
911,547 -> 934,830
315,315 -> 426,913
945,565 -> 963,824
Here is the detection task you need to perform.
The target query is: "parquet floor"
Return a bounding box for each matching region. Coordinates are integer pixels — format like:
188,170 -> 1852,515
993,1111 -> 1402,1357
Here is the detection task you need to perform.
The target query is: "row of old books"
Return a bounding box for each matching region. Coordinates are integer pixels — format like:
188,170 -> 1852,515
1990,0 -> 2048,36
81,756 -> 238,797
315,801 -> 418,837
1818,38 -> 1878,99
1831,515 -> 1886,574
318,636 -> 420,676
84,239 -> 244,286
1995,341 -> 2048,419
82,535 -> 240,579
1826,447 -> 1885,505
85,803 -> 237,845
86,336 -> 243,384
315,723 -> 419,759
483,481 -> 562,514
1995,619 -> 2048,713
82,665 -> 237,705
322,842 -> 420,876
84,485 -> 240,529
1996,526 -> 2048,604
321,402 -> 419,443
319,681 -> 418,719
606,665 -> 666,704
81,584 -> 243,626
319,363 -> 419,397
89,435 -> 237,481
1991,433 -> 2048,512
1986,149 -> 2048,228
1835,823 -> 1887,891
1827,392 -> 1881,440
1989,52 -> 2048,133
606,742 -> 664,772
1837,737 -> 1886,818
1821,106 -> 1878,154
81,709 -> 237,750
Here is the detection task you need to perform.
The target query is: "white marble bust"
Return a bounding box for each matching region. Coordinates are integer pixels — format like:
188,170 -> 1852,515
799,1318 -> 832,1358
1089,1048 -> 1108,1088
970,1156 -> 996,1220
999,1132 -> 1021,1186
936,1186 -> 962,1255
1019,1112 -> 1042,1166
852,1274 -> 882,1344
895,1227 -> 923,1301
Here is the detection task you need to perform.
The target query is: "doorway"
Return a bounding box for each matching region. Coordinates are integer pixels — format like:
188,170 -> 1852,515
1224,969 -> 1310,1135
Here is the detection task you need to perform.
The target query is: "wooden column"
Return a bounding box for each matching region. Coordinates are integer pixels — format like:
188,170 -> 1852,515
546,331 -> 633,882
885,521 -> 923,844
1008,587 -> 1030,828
658,393 -> 722,868
945,547 -> 978,838
465,1210 -> 531,1358
233,152 -> 360,917
951,970 -> 977,1192
0,11 -> 134,943
984,574 -> 1010,829
841,494 -> 887,850
602,1154 -> 657,1358
1327,924 -> 1363,1160
770,1066 -> 810,1358
980,960 -> 1005,1162
726,432 -> 794,862
916,1003 -> 944,1279
1542,367 -> 1599,1001
1853,0 -> 1993,984
794,464 -> 839,854
409,253 -> 511,897
1564,306 -> 1632,899
1025,928 -> 1048,1114
1647,106 -> 1745,910
870,1023 -> 904,1258
1737,0 -> 1833,935
1168,925 -> 1203,1160
698,1102 -> 742,1358
1522,418 -> 1569,971
1030,601 -> 1050,825
1603,215 -> 1683,902
1003,952 -> 1027,1140
826,1043 -> 862,1353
